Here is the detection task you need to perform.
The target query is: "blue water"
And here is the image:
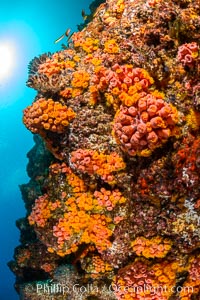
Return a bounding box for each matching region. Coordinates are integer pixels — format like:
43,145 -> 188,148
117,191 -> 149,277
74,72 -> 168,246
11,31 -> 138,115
0,1 -> 92,299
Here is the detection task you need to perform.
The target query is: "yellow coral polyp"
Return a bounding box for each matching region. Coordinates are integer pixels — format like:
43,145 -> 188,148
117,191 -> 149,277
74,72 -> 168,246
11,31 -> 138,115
83,255 -> 113,276
79,37 -> 99,53
140,69 -> 154,85
71,70 -> 90,89
73,55 -> 80,62
186,108 -> 200,130
66,172 -> 87,194
115,0 -> 125,14
89,85 -> 99,105
104,39 -> 120,54
139,149 -> 152,157
151,90 -> 165,99
91,57 -> 102,66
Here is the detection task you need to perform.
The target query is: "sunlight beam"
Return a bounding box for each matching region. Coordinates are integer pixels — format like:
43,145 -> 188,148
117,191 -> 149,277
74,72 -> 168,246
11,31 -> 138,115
0,42 -> 15,80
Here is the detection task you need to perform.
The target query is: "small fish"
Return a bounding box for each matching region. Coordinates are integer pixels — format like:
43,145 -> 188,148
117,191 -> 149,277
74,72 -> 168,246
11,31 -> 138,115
81,9 -> 88,21
54,28 -> 71,44
65,28 -> 71,37
54,33 -> 65,44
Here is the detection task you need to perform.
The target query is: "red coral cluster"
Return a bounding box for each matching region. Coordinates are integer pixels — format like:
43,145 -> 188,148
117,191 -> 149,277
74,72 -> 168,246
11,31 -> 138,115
23,98 -> 76,134
113,260 -> 185,300
28,194 -> 61,228
91,65 -> 154,109
177,42 -> 199,67
173,135 -> 200,195
70,149 -> 126,183
113,93 -> 179,156
131,236 -> 172,258
180,256 -> 200,299
94,188 -> 126,211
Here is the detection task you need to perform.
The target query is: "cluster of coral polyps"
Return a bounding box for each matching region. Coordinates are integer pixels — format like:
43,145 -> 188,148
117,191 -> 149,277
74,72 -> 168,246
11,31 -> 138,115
26,163 -> 127,257
10,0 -> 200,299
113,93 -> 178,156
113,257 -> 200,300
177,42 -> 199,68
131,236 -> 172,258
70,148 -> 126,183
23,98 -> 76,134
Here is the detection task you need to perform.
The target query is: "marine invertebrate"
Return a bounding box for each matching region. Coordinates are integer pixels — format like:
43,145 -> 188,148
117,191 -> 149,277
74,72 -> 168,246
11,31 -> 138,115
177,42 -> 199,67
179,255 -> 200,299
52,208 -> 113,256
81,254 -> 113,278
113,259 -> 186,300
70,148 -> 126,183
27,49 -> 78,93
72,33 -> 99,53
131,236 -> 172,258
186,108 -> 200,131
71,70 -> 90,89
11,0 -> 200,297
94,187 -> 126,210
104,39 -> 120,53
28,194 -> 61,228
173,136 -> 200,195
23,98 -> 76,134
27,162 -> 127,258
66,171 -> 87,194
113,93 -> 179,156
59,87 -> 72,99
38,53 -> 75,76
91,65 -> 155,109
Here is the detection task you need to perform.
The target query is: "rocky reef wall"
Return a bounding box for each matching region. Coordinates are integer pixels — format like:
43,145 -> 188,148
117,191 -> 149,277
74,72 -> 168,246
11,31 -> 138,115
9,0 -> 200,299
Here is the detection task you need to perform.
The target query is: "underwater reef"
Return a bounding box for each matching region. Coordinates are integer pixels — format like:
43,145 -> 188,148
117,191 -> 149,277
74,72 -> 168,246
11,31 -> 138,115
9,0 -> 200,299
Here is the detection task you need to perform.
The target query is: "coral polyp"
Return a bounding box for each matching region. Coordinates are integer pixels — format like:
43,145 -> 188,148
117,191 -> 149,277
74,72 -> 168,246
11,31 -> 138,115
23,98 -> 76,134
9,0 -> 200,299
113,93 -> 179,156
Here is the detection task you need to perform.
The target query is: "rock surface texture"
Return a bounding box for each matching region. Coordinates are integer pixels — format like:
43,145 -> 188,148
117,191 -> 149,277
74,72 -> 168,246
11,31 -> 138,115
9,0 -> 200,299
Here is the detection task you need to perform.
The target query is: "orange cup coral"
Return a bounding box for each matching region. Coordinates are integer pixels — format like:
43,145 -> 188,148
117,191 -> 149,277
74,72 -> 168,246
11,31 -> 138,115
113,93 -> 179,156
131,236 -> 172,258
23,98 -> 76,134
28,194 -> 61,228
70,149 -> 126,184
